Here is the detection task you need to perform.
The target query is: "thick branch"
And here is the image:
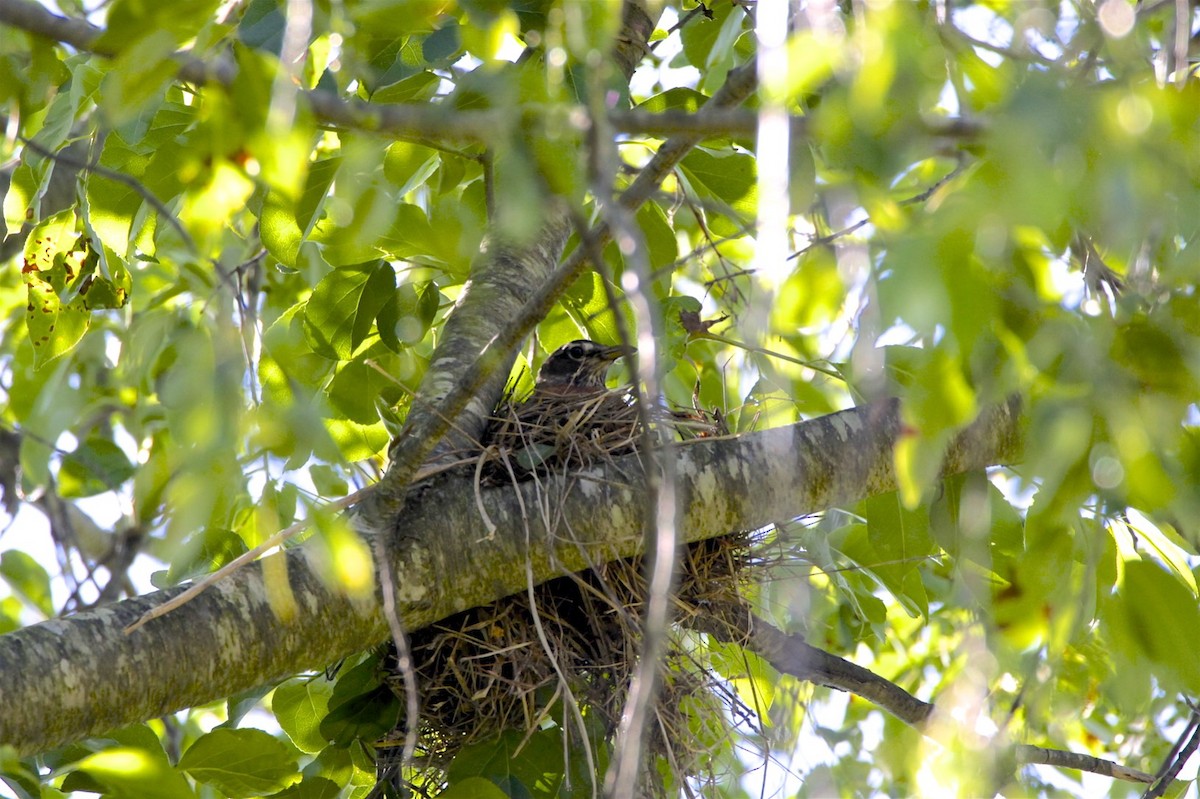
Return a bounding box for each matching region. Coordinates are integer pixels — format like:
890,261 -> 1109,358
0,398 -> 1022,755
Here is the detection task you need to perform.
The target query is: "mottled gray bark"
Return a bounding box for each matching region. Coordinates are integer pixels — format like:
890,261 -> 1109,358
0,398 -> 1022,755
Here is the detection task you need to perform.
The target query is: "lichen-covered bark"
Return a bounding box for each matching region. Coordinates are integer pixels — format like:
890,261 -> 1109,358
0,547 -> 385,756
0,398 -> 1022,755
396,207 -> 574,464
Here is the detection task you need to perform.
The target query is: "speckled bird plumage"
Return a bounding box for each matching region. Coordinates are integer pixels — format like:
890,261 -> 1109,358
533,340 -> 630,394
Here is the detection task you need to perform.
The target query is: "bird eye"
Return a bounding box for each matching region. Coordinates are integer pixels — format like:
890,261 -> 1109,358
567,344 -> 585,359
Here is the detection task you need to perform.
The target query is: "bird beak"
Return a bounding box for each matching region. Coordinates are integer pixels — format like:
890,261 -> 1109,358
599,344 -> 633,362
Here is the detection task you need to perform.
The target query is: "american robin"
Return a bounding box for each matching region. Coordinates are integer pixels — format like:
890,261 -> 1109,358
531,340 -> 631,395
483,340 -> 635,478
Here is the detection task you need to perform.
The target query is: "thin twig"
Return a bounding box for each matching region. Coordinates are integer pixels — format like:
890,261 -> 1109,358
788,160 -> 968,261
694,604 -> 1158,786
17,134 -> 195,249
1143,704 -> 1200,798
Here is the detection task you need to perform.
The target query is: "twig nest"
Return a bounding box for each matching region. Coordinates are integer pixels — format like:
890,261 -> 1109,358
376,386 -> 743,794
479,386 -> 726,482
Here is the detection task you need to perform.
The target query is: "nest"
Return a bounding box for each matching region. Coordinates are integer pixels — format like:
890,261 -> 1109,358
475,386 -> 724,483
377,385 -> 751,792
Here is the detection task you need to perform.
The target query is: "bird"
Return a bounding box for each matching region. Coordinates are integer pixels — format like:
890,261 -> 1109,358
531,339 -> 631,395
482,340 -> 636,479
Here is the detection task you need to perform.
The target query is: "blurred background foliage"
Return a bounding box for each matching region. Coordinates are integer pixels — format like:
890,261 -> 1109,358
2,0 -> 1200,796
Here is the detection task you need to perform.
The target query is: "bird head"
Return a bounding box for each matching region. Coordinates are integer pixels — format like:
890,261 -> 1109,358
535,340 -> 631,392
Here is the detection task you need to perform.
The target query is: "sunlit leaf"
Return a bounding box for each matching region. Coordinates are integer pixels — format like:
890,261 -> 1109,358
1108,561 -> 1200,694
303,261 -> 397,360
71,746 -> 195,799
274,677 -> 335,755
21,209 -> 90,368
178,728 -> 300,798
0,551 -> 53,618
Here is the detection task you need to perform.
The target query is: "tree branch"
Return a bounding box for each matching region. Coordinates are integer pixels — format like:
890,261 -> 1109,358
0,0 -> 983,145
0,398 -> 1022,755
694,604 -> 1155,786
1018,746 -> 1154,786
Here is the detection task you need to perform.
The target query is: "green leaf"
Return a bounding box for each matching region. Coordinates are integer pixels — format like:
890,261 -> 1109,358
274,677 -> 335,754
261,157 -> 339,267
225,684 -> 273,729
267,776 -> 344,799
308,465 -> 350,498
422,19 -> 462,65
302,261 -> 397,360
178,728 -> 300,798
3,56 -> 93,233
297,158 -> 340,232
238,0 -> 286,54
383,141 -> 440,195
661,295 -> 703,363
86,132 -> 156,254
0,550 -> 53,618
561,271 -> 619,346
440,777 -> 510,799
21,209 -> 91,368
325,342 -> 408,424
1123,515 -> 1197,595
72,746 -> 195,799
96,0 -> 222,51
324,417 -> 390,462
372,71 -> 440,103
678,0 -> 735,70
635,87 -> 708,114
895,349 -> 978,505
636,201 -> 679,270
678,0 -> 744,90
259,201 -> 302,270
97,30 -> 179,126
1108,561 -> 1200,693
447,729 -> 568,796
319,658 -> 400,746
0,744 -> 41,799
59,437 -> 137,498
261,303 -> 335,403
18,56 -> 90,183
377,280 -> 439,351
369,202 -> 439,264
678,148 -> 758,233
2,162 -> 40,239
862,491 -> 934,616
